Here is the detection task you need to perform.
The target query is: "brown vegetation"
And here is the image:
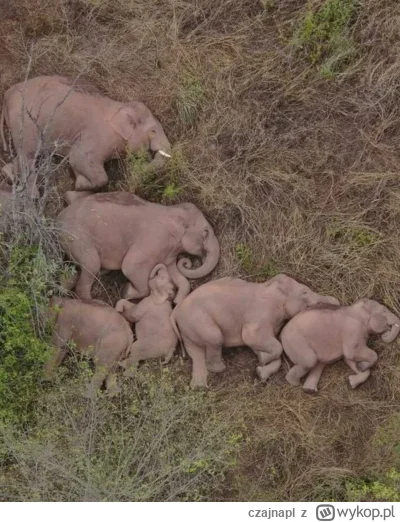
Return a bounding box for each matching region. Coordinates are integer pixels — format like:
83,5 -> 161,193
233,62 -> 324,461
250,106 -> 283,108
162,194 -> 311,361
1,0 -> 400,501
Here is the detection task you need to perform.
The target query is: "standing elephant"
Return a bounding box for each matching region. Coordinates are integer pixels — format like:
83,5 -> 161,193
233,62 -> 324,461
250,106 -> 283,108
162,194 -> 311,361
57,191 -> 220,303
171,274 -> 340,388
0,76 -> 171,197
280,298 -> 400,393
43,297 -> 134,398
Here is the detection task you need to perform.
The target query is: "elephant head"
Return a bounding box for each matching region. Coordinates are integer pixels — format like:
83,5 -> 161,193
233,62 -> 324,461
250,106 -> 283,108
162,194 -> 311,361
149,264 -> 176,304
110,101 -> 171,167
266,274 -> 340,318
172,203 -> 220,280
356,299 -> 400,343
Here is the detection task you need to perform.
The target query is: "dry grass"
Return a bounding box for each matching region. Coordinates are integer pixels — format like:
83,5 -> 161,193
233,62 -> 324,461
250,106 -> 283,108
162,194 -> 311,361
1,0 -> 400,500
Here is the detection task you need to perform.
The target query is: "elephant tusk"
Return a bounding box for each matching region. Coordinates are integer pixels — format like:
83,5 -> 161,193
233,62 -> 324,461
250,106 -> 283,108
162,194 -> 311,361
158,150 -> 171,158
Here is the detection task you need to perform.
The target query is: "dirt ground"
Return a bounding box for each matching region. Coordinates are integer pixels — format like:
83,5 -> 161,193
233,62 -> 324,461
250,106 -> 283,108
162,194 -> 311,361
1,0 -> 400,501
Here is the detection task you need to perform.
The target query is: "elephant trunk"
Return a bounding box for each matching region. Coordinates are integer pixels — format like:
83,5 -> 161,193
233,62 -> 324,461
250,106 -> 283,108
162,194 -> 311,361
177,230 -> 220,279
318,295 -> 341,307
382,313 -> 400,343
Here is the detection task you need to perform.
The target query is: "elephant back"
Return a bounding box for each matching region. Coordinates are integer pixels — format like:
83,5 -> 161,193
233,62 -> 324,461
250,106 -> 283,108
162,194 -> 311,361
93,192 -> 146,207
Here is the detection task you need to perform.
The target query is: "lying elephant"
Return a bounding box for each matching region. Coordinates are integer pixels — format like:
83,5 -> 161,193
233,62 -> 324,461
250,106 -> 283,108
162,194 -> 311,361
115,264 -> 178,375
58,191 -> 220,303
171,274 -> 339,388
43,297 -> 134,398
280,298 -> 400,393
0,76 -> 171,197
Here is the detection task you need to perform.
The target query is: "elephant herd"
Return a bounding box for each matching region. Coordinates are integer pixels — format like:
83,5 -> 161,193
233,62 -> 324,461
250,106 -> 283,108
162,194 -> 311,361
1,75 -> 399,398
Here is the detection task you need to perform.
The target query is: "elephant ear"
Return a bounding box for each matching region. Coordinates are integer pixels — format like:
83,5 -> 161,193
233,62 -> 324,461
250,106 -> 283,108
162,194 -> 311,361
108,107 -> 140,141
150,264 -> 171,304
264,274 -> 293,295
161,207 -> 190,245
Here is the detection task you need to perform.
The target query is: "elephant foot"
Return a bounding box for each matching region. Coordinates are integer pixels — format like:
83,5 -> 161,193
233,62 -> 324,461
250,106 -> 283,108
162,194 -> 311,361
190,376 -> 208,390
349,371 -> 370,389
206,359 -> 226,373
256,365 -> 273,382
303,385 -> 318,394
1,163 -> 14,181
356,361 -> 372,372
285,373 -> 301,387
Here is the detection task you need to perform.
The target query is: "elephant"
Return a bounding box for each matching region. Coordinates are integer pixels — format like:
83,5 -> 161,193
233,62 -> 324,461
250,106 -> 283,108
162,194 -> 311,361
0,76 -> 171,197
57,191 -> 220,303
170,274 -> 340,388
115,263 -> 178,375
280,298 -> 400,393
43,296 -> 134,398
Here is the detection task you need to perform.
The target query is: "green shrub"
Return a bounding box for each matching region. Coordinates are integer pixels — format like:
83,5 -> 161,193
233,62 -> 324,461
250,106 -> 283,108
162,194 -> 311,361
235,243 -> 253,272
176,73 -> 204,126
327,224 -> 379,248
292,0 -> 358,76
0,288 -> 50,425
0,365 -> 242,501
346,470 -> 400,502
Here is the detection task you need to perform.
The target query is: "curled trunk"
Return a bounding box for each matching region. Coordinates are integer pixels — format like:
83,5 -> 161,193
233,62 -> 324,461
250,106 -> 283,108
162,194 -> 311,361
382,313 -> 400,343
177,230 -> 220,279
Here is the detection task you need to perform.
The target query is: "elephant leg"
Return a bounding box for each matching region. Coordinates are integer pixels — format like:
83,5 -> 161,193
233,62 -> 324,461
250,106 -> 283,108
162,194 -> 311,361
69,148 -> 108,191
15,153 -> 39,198
244,331 -> 283,382
1,162 -> 14,182
352,346 -> 378,372
83,365 -> 109,399
205,344 -> 226,373
123,341 -> 145,377
73,249 -> 101,300
243,326 -> 283,366
105,372 -> 121,397
43,330 -> 69,380
167,263 -> 191,304
185,339 -> 208,389
302,362 -> 326,393
121,257 -> 151,300
345,358 -> 371,389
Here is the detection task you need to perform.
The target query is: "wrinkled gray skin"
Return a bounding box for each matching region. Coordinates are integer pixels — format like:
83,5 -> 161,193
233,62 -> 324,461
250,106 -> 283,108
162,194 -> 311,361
58,191 -> 220,304
115,264 -> 178,375
280,299 -> 400,393
171,274 -> 340,388
43,297 -> 134,398
0,76 -> 171,197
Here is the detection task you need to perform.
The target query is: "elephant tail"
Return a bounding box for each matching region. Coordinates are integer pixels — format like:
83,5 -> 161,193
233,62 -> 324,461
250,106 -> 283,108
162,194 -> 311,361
170,310 -> 187,360
0,102 -> 7,153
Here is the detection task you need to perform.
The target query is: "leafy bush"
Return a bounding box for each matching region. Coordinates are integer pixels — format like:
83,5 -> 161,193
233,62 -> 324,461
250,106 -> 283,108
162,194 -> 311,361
176,73 -> 204,126
0,288 -> 50,425
0,365 -> 242,501
0,244 -> 64,425
292,0 -> 358,77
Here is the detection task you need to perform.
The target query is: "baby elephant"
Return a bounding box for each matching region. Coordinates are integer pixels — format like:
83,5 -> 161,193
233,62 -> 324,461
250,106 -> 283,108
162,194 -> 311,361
44,297 -> 134,398
280,299 -> 400,393
115,264 -> 177,376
